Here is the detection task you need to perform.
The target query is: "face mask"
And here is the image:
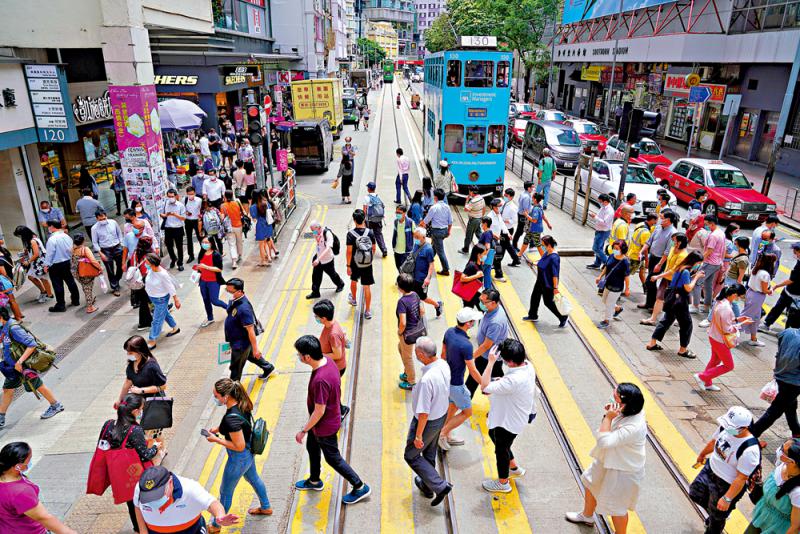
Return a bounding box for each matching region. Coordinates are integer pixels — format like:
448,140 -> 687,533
396,214 -> 403,221
201,243 -> 211,251
133,228 -> 142,236
314,316 -> 322,325
127,354 -> 137,362
41,208 -> 50,213
312,230 -> 319,236
613,249 -> 622,257
168,198 -> 176,204
760,239 -> 769,248
135,207 -> 143,213
188,195 -> 195,200
413,238 -> 421,246
479,302 -> 488,312
150,494 -> 170,509
213,396 -> 225,407
135,411 -> 143,424
704,225 -> 710,231
145,264 -> 152,272
210,176 -> 217,181
691,265 -> 701,273
724,427 -> 741,437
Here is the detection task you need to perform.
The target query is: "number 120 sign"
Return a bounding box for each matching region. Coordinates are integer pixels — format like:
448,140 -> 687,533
460,36 -> 497,48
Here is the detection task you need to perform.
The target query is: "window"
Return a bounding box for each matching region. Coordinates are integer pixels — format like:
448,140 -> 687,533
447,60 -> 461,87
709,169 -> 751,188
607,136 -> 618,149
689,167 -> 705,184
487,125 -> 505,153
593,161 -> 609,175
465,126 -> 486,153
464,60 -> 493,87
427,109 -> 436,138
444,124 -> 464,152
673,162 -> 692,177
496,61 -> 510,88
747,78 -> 759,90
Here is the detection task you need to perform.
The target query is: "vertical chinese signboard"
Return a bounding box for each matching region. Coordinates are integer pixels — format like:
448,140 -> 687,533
109,85 -> 168,225
23,64 -> 77,143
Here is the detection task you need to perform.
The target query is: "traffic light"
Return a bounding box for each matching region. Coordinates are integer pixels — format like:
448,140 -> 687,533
639,110 -> 661,139
620,104 -> 660,144
247,104 -> 263,146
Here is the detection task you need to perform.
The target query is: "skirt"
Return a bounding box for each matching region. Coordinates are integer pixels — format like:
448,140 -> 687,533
741,289 -> 767,336
581,460 -> 644,516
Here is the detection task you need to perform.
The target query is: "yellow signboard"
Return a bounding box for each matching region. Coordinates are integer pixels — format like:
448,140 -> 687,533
581,65 -> 604,82
685,73 -> 701,87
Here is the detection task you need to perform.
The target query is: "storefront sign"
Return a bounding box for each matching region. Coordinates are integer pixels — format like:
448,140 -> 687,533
23,64 -> 77,143
241,0 -> 264,6
154,75 -> 198,86
72,91 -> 112,124
221,65 -> 260,77
581,65 -> 603,82
663,74 -> 726,103
224,74 -> 248,86
248,6 -> 265,37
276,149 -> 288,171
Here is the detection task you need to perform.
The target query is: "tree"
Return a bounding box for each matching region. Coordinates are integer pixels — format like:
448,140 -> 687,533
357,37 -> 387,67
424,13 -> 457,53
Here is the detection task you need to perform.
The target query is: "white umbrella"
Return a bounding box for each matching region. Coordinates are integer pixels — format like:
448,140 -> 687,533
157,99 -> 207,131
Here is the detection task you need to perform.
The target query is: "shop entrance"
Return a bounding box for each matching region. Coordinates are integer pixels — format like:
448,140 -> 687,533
734,108 -> 759,159
756,111 -> 778,163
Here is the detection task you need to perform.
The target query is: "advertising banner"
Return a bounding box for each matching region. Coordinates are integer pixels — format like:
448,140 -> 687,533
563,0 -> 675,24
581,65 -> 604,82
663,74 -> 726,103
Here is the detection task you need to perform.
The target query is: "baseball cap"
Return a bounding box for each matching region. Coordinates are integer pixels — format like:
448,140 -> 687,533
455,307 -> 482,324
138,466 -> 172,504
716,406 -> 753,431
366,181 -> 376,190
792,242 -> 800,251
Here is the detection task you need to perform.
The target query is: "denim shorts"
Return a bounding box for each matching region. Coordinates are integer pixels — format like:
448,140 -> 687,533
449,384 -> 472,410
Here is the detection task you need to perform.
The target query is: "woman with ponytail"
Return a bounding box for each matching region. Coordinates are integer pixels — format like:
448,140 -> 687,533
0,441 -> 76,533
694,284 -> 751,392
746,438 -> 800,533
97,393 -> 162,532
205,378 -> 271,533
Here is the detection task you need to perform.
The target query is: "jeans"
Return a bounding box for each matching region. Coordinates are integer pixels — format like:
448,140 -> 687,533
652,302 -> 693,347
114,189 -> 128,215
528,277 -> 567,323
643,254 -> 664,308
307,431 -> 363,487
463,217 -> 482,251
404,415 -> 447,493
185,219 -> 201,259
101,245 -> 124,290
591,230 -> 610,266
467,356 -> 503,398
211,151 -> 221,168
750,379 -> 800,437
148,294 -> 176,341
367,221 -> 387,255
537,181 -> 552,209
199,280 -> 228,321
689,464 -> 746,534
430,227 -> 450,272
691,262 -> 721,308
311,260 -> 344,294
164,226 -> 185,266
488,426 -> 518,479
217,448 -> 270,524
764,290 -> 797,327
395,173 -> 410,203
48,260 -> 80,308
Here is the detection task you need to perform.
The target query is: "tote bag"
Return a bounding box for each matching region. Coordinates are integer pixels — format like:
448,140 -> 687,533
139,389 -> 173,431
87,422 -> 153,504
452,271 -> 482,301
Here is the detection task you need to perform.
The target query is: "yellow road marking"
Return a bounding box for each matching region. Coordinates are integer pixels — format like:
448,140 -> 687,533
497,284 -> 647,533
559,285 -> 748,533
779,224 -> 800,239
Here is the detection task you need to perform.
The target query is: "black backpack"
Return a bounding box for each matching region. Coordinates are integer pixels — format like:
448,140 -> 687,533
326,228 -> 341,255
735,435 -> 763,504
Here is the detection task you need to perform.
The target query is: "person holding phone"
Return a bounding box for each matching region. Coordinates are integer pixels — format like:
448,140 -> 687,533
204,378 -> 271,533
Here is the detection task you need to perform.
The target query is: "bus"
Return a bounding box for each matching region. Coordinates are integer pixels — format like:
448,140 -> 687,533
422,48 -> 512,200
382,62 -> 394,83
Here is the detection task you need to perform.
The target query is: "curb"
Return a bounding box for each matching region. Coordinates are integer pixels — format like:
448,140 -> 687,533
559,249 -> 595,257
779,214 -> 800,235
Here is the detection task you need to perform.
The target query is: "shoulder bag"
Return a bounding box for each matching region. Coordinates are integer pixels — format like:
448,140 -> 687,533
139,387 -> 173,431
452,270 -> 481,301
597,258 -> 626,292
402,297 -> 427,345
77,247 -> 102,278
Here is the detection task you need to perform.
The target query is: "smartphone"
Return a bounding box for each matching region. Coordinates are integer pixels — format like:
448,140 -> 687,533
200,429 -> 210,437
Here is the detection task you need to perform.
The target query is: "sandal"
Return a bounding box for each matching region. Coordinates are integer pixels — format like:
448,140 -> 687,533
87,306 -> 98,314
248,507 -> 273,516
645,344 -> 663,351
678,350 -> 697,359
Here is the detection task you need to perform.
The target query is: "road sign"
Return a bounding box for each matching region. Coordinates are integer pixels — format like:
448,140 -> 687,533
722,94 -> 742,117
685,73 -> 701,87
263,95 -> 272,112
689,86 -> 711,104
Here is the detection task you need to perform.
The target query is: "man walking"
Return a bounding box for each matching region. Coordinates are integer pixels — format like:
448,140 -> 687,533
466,289 -> 509,397
500,188 -> 521,267
346,209 -> 377,319
749,327 -> 800,437
75,188 -> 102,238
420,189 -> 453,276
487,199 -> 510,282
91,209 -> 125,296
44,220 -> 80,312
208,128 -> 222,168
460,186 -> 486,254
395,148 -> 411,204
313,299 -> 350,418
405,228 -> 443,317
308,222 -> 345,299
518,193 -> 550,260
690,214 -> 725,314
362,182 -> 388,257
223,278 -> 274,381
159,188 -> 186,271
38,200 -> 66,230
639,210 -> 678,310
184,186 -> 202,263
203,169 -> 226,208
512,182 -> 534,250
405,336 -> 453,506
537,148 -> 556,210
294,335 -> 371,504
587,194 -> 614,270
392,205 -> 415,270
438,308 -> 482,451
762,243 -> 800,332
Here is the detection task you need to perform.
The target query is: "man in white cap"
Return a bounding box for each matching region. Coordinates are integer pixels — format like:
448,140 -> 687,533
689,406 -> 761,534
438,307 -> 482,451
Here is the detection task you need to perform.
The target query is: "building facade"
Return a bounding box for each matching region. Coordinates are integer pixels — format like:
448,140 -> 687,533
367,21 -> 400,58
414,0 -> 445,56
364,0 -> 418,58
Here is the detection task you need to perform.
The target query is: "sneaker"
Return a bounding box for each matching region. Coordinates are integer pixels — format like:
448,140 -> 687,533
364,310 -> 373,320
414,476 -> 434,498
399,381 -> 414,390
343,483 -> 371,504
748,340 -> 766,347
693,373 -> 711,391
558,317 -> 569,328
613,307 -> 624,319
438,435 -> 451,451
137,324 -> 150,331
509,466 -> 526,478
495,276 -> 507,283
0,413 -> 5,429
431,483 -> 452,507
295,479 -> 324,491
586,264 -> 601,270
522,315 -> 539,322
481,479 -> 512,493
36,293 -> 48,304
459,248 -> 469,254
688,306 -> 700,314
437,270 -> 450,276
48,306 -> 67,313
698,319 -> 711,328
598,320 -> 610,329
340,405 -> 351,422
200,319 -> 214,328
336,284 -> 345,293
259,362 -> 275,380
399,373 -> 408,382
435,301 -> 443,318
40,402 -> 64,420
347,294 -> 357,306
565,512 -> 595,526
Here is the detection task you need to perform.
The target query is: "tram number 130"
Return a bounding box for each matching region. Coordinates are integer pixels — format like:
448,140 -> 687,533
460,36 -> 498,48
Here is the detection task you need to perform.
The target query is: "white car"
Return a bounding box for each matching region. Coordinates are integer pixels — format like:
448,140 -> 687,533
509,102 -> 535,118
411,73 -> 422,83
578,160 -> 677,216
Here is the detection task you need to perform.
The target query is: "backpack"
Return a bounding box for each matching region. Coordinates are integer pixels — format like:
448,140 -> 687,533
400,244 -> 425,275
366,194 -> 385,223
0,322 -> 57,375
349,229 -> 374,268
326,228 -> 341,255
735,435 -> 764,504
234,413 -> 269,455
204,209 -> 222,235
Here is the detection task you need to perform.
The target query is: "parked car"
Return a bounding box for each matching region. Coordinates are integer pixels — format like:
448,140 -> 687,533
411,73 -> 422,83
579,160 -> 677,215
523,120 -> 582,173
508,118 -> 529,146
565,119 -> 607,155
603,135 -> 672,171
289,119 -> 334,172
533,109 -> 566,122
653,158 -> 777,222
509,102 -> 536,118
343,97 -> 359,124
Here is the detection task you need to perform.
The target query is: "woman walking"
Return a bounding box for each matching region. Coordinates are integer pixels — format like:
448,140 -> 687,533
125,236 -> 154,331
694,284 -> 751,391
523,235 -> 568,327
409,190 -> 424,225
205,378 -> 272,533
117,335 -> 168,408
143,254 -> 180,350
746,438 -> 800,533
640,233 -> 688,326
741,253 -> 777,347
0,442 -> 77,534
12,226 -> 53,303
338,154 -> 354,204
645,251 -> 705,359
566,383 -> 647,534
700,236 -> 750,327
250,194 -> 275,267
240,161 -> 257,206
596,239 -> 630,329
96,394 -> 163,532
460,246 -> 485,309
71,234 -> 101,314
195,237 -> 228,328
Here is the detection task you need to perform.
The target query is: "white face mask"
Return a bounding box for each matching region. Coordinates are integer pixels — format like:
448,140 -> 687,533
135,207 -> 143,213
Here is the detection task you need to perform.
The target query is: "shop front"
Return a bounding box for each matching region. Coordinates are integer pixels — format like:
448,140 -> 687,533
663,72 -> 727,152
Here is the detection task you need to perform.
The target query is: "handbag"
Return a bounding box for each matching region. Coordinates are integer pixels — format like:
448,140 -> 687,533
77,249 -> 102,278
139,388 -> 173,430
760,379 -> 778,403
452,271 -> 481,301
125,259 -> 146,290
597,258 -> 625,293
87,421 -> 153,504
711,302 -> 739,349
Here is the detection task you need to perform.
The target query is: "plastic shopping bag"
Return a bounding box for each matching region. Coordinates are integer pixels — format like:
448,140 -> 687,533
98,273 -> 109,293
760,379 -> 778,403
554,293 -> 572,317
190,271 -> 201,285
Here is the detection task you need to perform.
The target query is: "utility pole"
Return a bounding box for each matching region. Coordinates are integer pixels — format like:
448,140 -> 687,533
603,0 -> 624,127
546,10 -> 556,106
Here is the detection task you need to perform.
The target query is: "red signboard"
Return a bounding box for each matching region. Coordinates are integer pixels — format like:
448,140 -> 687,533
241,0 -> 265,6
663,74 -> 726,103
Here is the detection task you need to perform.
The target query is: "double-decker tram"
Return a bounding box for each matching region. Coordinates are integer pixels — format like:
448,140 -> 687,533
422,37 -> 512,200
382,61 -> 394,83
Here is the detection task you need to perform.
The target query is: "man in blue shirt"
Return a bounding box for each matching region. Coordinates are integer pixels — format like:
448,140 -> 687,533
438,307 -> 482,451
0,307 -> 64,429
420,188 -> 453,276
224,278 -> 274,382
750,328 -> 800,438
512,181 -> 534,250
44,220 -> 80,312
408,228 -> 443,317
466,289 -> 508,397
37,200 -> 66,231
518,192 -> 550,259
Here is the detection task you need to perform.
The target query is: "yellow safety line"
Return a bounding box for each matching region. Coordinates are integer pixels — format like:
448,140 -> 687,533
496,284 -> 647,533
559,285 -> 748,533
779,224 -> 800,239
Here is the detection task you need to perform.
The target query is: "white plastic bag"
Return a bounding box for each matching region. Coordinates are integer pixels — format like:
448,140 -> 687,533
554,293 -> 572,317
760,379 -> 778,403
190,271 -> 201,285
98,273 -> 109,293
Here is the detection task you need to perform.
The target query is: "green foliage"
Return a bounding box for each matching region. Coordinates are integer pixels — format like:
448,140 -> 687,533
424,13 -> 457,53
357,37 -> 388,64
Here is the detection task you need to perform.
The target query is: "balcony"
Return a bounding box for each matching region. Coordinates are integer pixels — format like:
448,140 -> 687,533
364,7 -> 415,23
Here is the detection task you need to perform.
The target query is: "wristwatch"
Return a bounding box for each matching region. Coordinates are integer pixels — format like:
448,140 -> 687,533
722,495 -> 732,503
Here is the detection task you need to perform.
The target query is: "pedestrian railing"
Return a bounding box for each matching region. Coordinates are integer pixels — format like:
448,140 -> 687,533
272,169 -> 298,238
783,187 -> 800,223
